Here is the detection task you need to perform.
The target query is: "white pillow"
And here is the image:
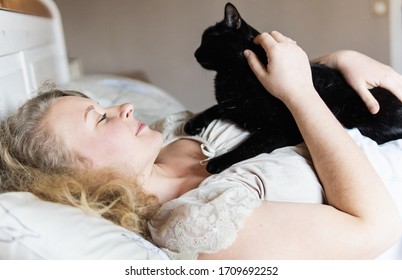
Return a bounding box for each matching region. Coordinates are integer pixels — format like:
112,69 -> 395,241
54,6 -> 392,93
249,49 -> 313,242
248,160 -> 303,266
63,75 -> 186,125
0,192 -> 169,260
0,75 -> 183,260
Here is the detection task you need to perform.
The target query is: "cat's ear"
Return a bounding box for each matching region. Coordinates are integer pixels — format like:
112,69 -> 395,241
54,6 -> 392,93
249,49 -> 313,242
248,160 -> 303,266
224,3 -> 242,29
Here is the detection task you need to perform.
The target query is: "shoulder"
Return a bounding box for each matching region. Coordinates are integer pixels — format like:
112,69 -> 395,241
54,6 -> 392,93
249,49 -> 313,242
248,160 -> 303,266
150,111 -> 193,143
149,184 -> 261,259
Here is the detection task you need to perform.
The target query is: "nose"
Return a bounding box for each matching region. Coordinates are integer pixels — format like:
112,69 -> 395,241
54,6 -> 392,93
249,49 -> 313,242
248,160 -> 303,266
118,103 -> 134,119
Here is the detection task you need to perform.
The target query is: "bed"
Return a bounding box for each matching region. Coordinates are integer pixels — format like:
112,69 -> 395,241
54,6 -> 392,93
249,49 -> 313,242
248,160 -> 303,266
0,0 -> 401,260
0,0 -> 182,260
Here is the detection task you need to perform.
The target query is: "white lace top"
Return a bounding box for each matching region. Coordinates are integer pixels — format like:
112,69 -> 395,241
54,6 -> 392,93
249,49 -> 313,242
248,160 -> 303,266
148,111 -> 402,260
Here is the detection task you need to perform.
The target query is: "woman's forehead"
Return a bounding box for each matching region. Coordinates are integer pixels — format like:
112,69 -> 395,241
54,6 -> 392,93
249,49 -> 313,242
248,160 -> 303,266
44,96 -> 95,127
49,96 -> 96,113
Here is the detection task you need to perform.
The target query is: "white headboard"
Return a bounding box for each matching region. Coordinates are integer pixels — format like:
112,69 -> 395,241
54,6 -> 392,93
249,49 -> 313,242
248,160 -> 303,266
0,0 -> 70,119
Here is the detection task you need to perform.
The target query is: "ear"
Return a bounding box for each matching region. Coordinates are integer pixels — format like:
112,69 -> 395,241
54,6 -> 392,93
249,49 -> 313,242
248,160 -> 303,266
224,2 -> 242,29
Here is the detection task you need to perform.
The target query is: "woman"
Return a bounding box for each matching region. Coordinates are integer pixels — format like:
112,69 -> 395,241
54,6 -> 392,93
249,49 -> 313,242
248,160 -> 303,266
0,31 -> 401,259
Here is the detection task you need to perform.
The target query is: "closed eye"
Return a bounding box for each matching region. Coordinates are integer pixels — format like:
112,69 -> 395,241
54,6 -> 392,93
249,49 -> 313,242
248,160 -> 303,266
98,113 -> 107,124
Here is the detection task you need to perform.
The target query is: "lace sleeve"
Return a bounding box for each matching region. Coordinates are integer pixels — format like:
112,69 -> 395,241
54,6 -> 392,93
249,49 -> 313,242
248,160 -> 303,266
148,183 -> 261,259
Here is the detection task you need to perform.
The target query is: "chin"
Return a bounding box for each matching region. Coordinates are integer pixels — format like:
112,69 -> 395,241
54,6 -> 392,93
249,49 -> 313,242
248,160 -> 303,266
150,130 -> 164,150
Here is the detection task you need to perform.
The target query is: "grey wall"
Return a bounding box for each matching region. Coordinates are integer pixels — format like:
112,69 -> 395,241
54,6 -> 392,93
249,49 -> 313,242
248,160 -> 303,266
54,0 -> 390,112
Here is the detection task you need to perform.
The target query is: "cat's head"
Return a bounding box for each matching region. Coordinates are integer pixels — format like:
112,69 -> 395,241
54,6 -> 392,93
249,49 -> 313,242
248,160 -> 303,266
195,3 -> 265,71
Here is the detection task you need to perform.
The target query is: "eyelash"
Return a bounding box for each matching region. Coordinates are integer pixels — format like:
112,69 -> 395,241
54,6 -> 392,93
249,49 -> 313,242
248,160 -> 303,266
98,113 -> 107,124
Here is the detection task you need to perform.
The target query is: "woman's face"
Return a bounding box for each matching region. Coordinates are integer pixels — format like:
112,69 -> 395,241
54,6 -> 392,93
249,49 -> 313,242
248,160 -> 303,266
43,96 -> 163,176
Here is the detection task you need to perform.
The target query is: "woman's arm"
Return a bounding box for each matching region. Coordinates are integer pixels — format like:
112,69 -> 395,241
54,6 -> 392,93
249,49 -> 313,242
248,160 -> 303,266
312,50 -> 402,114
199,32 -> 402,259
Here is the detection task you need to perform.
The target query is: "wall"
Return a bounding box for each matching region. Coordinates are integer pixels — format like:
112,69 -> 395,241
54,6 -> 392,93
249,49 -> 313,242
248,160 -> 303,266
53,0 -> 390,112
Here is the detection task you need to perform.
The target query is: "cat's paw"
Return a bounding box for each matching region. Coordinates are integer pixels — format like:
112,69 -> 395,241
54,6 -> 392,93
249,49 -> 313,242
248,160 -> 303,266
184,120 -> 204,135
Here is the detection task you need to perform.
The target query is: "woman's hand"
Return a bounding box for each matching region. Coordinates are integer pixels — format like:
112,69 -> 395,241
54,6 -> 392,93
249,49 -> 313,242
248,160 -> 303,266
204,31 -> 402,260
312,50 -> 402,114
244,31 -> 317,104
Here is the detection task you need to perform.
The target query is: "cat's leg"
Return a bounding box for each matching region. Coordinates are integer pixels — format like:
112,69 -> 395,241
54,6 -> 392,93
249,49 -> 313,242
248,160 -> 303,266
184,105 -> 223,135
206,129 -> 302,173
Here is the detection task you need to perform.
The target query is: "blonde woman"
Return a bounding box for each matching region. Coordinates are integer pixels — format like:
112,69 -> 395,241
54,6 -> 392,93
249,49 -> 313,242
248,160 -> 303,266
1,31 -> 401,259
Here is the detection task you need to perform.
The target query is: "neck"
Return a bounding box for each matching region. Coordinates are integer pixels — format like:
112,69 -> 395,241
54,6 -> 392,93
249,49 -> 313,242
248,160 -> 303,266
145,164 -> 184,204
144,139 -> 210,204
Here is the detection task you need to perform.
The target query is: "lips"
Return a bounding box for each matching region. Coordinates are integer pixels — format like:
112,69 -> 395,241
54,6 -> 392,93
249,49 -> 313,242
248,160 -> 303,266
136,121 -> 146,135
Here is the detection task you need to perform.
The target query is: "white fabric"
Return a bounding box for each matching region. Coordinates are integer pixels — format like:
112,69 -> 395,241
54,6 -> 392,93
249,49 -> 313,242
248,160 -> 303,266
0,74 -> 185,260
0,192 -> 168,260
149,111 -> 402,260
0,110 -> 400,260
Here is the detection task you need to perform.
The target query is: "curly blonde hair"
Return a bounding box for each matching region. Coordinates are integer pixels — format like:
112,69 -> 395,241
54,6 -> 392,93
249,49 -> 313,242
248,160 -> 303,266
0,89 -> 160,239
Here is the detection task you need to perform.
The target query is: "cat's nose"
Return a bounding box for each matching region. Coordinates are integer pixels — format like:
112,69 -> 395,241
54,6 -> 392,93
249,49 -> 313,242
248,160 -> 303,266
194,48 -> 201,60
194,48 -> 213,69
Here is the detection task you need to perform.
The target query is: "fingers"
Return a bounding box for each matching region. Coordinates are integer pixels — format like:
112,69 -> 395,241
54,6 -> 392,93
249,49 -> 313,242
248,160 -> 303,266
270,30 -> 297,44
253,32 -> 277,55
254,31 -> 296,44
243,49 -> 267,81
356,86 -> 380,114
382,73 -> 402,103
252,31 -> 297,67
368,71 -> 402,113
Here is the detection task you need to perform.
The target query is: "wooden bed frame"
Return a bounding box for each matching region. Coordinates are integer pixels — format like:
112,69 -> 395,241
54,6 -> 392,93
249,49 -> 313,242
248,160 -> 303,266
0,0 -> 51,18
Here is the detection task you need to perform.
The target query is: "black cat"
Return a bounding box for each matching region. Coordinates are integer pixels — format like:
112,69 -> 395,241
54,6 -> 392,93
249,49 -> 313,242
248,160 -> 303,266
185,2 -> 402,174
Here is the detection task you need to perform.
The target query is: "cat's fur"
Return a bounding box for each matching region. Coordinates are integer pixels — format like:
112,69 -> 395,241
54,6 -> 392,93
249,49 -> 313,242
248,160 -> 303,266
185,2 -> 402,174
